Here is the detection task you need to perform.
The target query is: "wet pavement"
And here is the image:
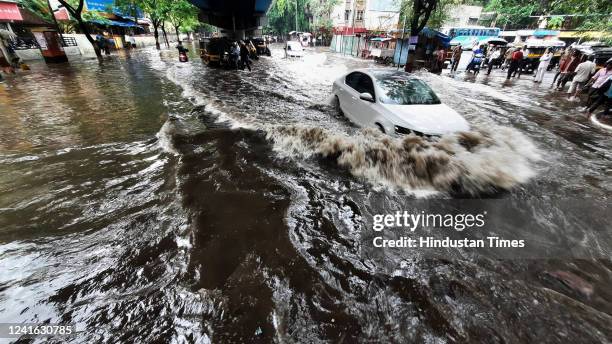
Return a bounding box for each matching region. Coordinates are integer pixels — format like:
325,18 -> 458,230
0,45 -> 610,343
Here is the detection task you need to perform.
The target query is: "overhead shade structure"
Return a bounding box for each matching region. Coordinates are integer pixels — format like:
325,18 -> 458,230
478,37 -> 508,46
188,0 -> 273,30
88,19 -> 141,28
0,1 -> 22,21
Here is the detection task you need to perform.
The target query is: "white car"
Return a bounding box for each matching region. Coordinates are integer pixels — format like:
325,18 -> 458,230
285,41 -> 305,57
332,69 -> 470,136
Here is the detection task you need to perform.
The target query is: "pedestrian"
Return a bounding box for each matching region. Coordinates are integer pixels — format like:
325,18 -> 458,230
556,50 -> 580,90
584,59 -> 612,109
552,49 -> 571,86
450,44 -> 461,73
502,46 -> 515,71
533,49 -> 552,83
567,55 -> 595,101
587,76 -> 611,116
507,47 -> 523,80
436,47 -> 446,74
486,47 -> 501,75
126,34 -> 136,49
239,41 -> 251,71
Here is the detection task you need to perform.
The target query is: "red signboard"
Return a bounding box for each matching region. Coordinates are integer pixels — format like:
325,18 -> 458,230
54,7 -> 70,21
0,2 -> 22,21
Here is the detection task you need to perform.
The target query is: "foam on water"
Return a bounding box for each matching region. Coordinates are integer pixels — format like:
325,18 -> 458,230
266,125 -> 541,195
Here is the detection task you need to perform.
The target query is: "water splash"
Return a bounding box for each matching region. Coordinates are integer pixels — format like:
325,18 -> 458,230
266,125 -> 541,195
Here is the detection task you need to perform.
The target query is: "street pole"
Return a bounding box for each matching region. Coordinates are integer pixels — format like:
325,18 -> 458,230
350,0 -> 356,56
397,14 -> 407,70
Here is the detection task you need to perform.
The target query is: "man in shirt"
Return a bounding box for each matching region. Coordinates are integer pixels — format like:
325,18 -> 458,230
506,47 -> 523,80
556,50 -> 580,90
450,44 -> 462,73
486,48 -> 501,75
585,59 -> 612,110
568,55 -> 596,100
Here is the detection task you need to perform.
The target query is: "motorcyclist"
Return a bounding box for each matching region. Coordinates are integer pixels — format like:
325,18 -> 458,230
176,41 -> 189,62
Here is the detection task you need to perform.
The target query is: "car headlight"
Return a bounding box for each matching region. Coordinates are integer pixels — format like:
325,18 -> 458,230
394,126 -> 439,138
394,125 -> 423,136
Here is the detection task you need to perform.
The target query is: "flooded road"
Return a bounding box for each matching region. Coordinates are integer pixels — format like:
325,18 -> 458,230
0,45 -> 610,343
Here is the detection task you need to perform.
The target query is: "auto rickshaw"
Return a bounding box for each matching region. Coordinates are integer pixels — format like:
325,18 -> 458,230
574,42 -> 612,70
252,37 -> 271,56
200,37 -> 231,67
523,39 -> 565,73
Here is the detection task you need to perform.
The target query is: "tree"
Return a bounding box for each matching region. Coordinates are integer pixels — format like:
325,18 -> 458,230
266,0 -> 312,36
166,0 -> 199,39
129,0 -> 166,49
55,0 -> 103,56
400,0 -> 438,72
310,0 -> 341,45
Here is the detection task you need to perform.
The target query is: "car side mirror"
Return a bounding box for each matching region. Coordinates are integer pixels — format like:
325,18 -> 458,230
359,92 -> 374,102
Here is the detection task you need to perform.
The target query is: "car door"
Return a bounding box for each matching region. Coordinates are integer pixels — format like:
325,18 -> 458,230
338,72 -> 361,121
352,73 -> 378,127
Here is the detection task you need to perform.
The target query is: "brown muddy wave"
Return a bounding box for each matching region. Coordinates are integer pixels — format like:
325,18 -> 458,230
266,125 -> 541,195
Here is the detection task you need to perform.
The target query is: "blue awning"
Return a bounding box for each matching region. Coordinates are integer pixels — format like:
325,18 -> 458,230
89,19 -> 141,28
450,35 -> 486,47
369,37 -> 392,42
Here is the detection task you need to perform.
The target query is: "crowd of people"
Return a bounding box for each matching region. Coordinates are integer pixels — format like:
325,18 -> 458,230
445,43 -> 612,118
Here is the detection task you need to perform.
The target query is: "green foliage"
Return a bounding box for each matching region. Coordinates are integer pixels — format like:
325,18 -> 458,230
166,0 -> 199,32
82,10 -> 111,23
18,0 -> 52,21
484,0 -> 537,27
266,0 -> 313,35
547,16 -> 564,29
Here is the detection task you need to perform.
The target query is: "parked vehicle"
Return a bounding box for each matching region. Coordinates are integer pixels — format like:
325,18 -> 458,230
522,39 -> 565,73
574,41 -> 612,69
285,41 -> 305,57
252,37 -> 271,56
332,69 -> 470,136
200,37 -> 231,66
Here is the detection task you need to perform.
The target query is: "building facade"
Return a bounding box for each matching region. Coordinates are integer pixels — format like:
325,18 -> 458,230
330,0 -> 400,33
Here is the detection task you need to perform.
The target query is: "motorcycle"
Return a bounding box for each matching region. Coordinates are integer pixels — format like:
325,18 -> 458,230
466,53 -> 484,74
179,51 -> 188,62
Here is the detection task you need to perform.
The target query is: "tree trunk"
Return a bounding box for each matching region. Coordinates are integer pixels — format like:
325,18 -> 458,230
153,24 -> 160,50
175,26 -> 180,41
57,0 -> 101,57
404,0 -> 436,73
161,23 -> 170,48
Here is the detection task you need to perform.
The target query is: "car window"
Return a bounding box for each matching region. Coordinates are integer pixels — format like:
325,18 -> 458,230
345,72 -> 375,97
375,76 -> 441,105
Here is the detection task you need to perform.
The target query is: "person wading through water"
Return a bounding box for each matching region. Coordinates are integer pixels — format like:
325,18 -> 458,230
507,47 -> 523,80
239,41 -> 251,71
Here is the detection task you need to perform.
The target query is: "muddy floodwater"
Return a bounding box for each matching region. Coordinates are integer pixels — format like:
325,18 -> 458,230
0,45 -> 611,343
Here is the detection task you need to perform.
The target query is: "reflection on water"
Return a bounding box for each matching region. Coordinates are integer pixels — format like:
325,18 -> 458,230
0,46 -> 610,343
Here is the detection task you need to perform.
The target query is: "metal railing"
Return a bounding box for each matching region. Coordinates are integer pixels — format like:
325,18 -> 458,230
8,37 -> 39,50
61,36 -> 78,47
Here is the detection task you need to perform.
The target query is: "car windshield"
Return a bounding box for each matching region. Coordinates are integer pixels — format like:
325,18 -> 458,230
374,73 -> 441,105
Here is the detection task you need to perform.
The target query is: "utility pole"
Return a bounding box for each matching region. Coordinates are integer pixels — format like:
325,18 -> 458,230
397,14 -> 407,70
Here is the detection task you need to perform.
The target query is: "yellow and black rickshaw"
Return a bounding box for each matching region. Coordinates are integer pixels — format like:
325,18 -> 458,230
522,39 -> 566,73
200,37 -> 231,67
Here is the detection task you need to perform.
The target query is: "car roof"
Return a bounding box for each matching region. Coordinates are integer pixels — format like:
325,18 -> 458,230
348,68 -> 421,81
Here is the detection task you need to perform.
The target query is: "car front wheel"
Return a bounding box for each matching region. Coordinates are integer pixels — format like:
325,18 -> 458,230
334,95 -> 343,116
